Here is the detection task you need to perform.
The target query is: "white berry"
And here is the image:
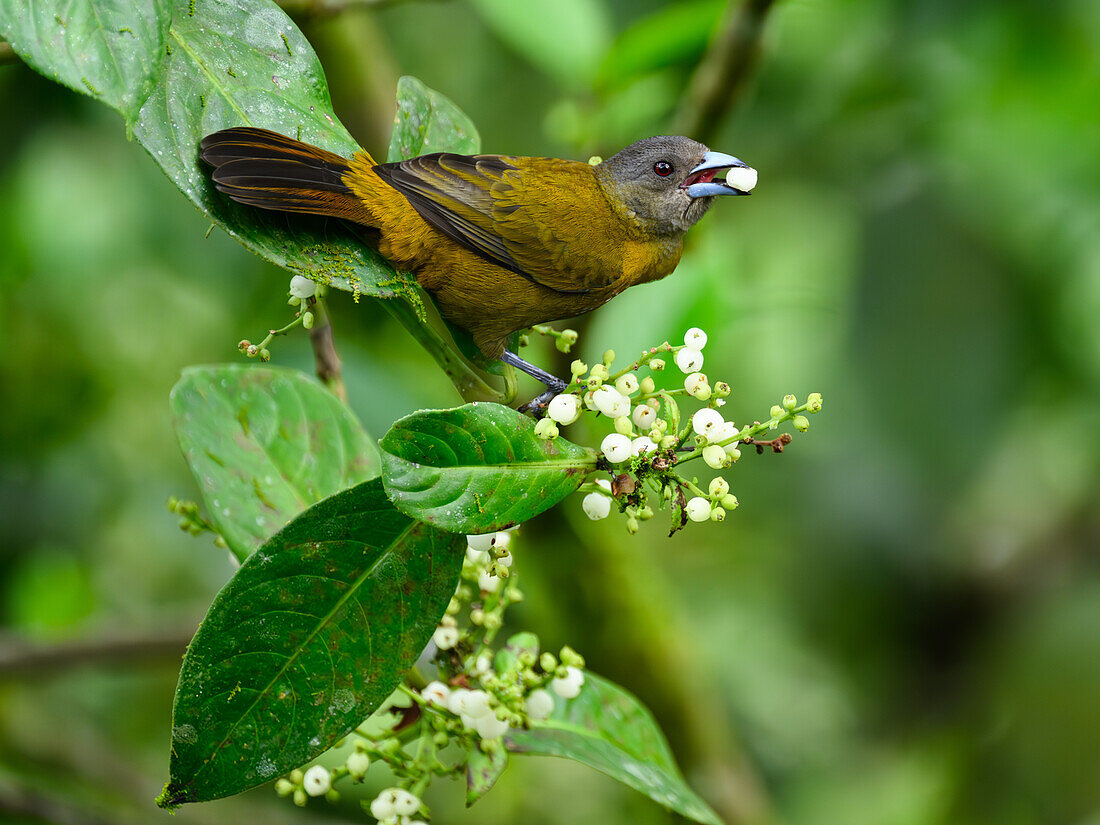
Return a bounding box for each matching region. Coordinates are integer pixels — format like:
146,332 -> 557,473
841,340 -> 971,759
582,492 -> 612,520
526,688 -> 555,721
684,327 -> 708,349
547,393 -> 582,425
601,433 -> 632,464
302,765 -> 331,797
685,497 -> 711,522
675,347 -> 704,373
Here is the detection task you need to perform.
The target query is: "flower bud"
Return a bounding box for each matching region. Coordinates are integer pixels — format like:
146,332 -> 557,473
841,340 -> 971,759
770,405 -> 785,419
685,496 -> 711,522
275,778 -> 295,797
602,349 -> 615,366
675,347 -> 704,374
783,394 -> 798,411
533,417 -> 559,439
590,363 -> 610,381
551,665 -> 585,699
547,393 -> 581,425
601,433 -> 632,464
526,688 -> 555,721
302,765 -> 331,797
345,750 -> 370,780
691,380 -> 712,401
289,275 -> 317,299
650,358 -> 666,371
684,372 -> 708,395
714,381 -> 731,398
793,414 -> 810,432
633,404 -> 656,430
582,492 -> 612,520
614,415 -> 634,435
433,625 -> 460,650
301,311 -> 314,330
684,327 -> 708,349
702,445 -> 729,469
692,408 -> 723,438
615,374 -> 639,395
593,385 -> 625,417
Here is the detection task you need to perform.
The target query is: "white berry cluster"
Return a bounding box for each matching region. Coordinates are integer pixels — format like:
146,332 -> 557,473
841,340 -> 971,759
272,529 -> 591,823
534,325 -> 822,535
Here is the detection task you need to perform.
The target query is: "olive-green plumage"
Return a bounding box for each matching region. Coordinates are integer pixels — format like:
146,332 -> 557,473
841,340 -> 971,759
200,128 -> 750,358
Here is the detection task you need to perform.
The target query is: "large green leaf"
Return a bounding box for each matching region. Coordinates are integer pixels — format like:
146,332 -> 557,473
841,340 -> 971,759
387,75 -> 480,163
170,365 -> 379,560
0,0 -> 171,125
467,0 -> 611,90
506,673 -> 723,825
379,403 -> 597,534
157,478 -> 464,806
127,0 -> 422,301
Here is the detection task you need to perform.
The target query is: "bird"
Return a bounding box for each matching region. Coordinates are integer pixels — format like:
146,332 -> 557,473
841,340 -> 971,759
199,127 -> 755,401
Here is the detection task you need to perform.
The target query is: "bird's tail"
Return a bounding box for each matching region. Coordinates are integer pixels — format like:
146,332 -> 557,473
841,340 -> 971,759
199,127 -> 375,225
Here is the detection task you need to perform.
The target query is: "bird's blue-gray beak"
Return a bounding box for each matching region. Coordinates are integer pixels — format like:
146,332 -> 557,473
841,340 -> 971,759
684,151 -> 757,197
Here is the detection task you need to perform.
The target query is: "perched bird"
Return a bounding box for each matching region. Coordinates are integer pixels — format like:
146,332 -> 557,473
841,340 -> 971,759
199,128 -> 755,394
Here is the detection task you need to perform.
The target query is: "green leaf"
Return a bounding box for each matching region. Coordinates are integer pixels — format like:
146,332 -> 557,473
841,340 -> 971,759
387,75 -> 480,163
466,745 -> 508,806
379,403 -> 597,534
170,365 -> 379,560
467,0 -> 611,90
506,673 -> 723,825
129,0 -> 421,301
0,0 -> 171,126
157,478 -> 464,806
596,0 -> 725,91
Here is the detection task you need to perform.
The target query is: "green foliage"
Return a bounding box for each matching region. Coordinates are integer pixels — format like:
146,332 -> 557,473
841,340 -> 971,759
171,365 -> 380,560
387,75 -> 480,162
507,673 -> 723,825
379,403 -> 597,533
158,477 -> 464,806
130,0 -> 413,301
0,0 -> 170,126
465,743 -> 508,805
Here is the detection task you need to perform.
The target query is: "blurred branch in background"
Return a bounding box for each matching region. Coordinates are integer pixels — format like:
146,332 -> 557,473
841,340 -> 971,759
673,0 -> 776,143
0,630 -> 191,679
0,41 -> 14,64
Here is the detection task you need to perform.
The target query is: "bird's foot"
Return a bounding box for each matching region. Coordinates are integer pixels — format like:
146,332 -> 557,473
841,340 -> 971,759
501,350 -> 568,417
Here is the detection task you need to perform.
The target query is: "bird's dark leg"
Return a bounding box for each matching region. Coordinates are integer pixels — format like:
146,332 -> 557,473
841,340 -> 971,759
501,350 -> 568,415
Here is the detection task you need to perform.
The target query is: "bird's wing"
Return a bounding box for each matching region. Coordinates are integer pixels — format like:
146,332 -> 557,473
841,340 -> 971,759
373,154 -> 622,293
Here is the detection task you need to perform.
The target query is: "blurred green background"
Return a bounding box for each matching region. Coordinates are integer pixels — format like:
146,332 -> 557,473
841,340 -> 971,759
1,0 -> 1099,823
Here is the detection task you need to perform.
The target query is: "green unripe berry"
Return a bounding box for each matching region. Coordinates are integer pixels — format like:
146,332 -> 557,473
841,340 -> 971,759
237,339 -> 250,352
259,349 -> 272,362
540,652 -> 558,672
650,358 -> 665,371
807,392 -> 823,413
783,394 -> 798,411
570,360 -> 588,377
302,311 -> 314,330
793,414 -> 810,432
720,493 -> 739,510
275,778 -> 295,797
770,405 -> 785,419
293,788 -> 308,807
246,344 -> 259,357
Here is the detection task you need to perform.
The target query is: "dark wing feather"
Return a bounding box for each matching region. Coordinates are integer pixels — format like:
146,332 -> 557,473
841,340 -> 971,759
374,154 -> 590,293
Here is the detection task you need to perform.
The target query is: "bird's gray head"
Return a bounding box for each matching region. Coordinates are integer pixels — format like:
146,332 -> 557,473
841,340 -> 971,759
595,135 -> 755,236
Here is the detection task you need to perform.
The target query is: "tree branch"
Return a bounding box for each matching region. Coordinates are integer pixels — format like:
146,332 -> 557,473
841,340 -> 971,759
672,0 -> 778,143
0,41 -> 16,65
0,630 -> 192,679
307,297 -> 347,402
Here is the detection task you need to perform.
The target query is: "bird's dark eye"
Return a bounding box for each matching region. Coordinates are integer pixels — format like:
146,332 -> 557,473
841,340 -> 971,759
653,161 -> 673,177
